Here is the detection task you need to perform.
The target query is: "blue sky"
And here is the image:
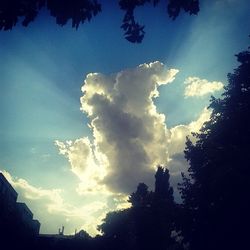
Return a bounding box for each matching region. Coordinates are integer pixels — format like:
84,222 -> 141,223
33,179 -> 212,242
0,0 -> 250,235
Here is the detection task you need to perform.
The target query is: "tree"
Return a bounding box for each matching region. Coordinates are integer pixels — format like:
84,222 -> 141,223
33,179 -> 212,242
99,183 -> 152,250
155,166 -> 174,202
179,44 -> 250,250
152,166 -> 177,250
128,183 -> 154,250
119,0 -> 199,43
0,0 -> 200,43
128,182 -> 152,207
98,166 -> 179,250
127,169 -> 177,249
97,209 -> 135,250
0,0 -> 101,29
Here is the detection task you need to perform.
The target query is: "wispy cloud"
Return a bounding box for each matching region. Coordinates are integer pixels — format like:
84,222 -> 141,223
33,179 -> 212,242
184,77 -> 223,97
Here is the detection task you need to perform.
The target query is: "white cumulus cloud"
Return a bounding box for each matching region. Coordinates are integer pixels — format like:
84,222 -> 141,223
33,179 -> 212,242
56,62 -> 212,197
56,62 -> 180,195
184,76 -> 223,97
79,61 -> 179,193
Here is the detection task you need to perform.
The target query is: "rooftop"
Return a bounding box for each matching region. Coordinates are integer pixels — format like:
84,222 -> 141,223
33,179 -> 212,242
0,172 -> 18,198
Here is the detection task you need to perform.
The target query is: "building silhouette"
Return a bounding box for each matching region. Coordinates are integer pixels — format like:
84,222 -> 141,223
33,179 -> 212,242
0,172 -> 18,216
0,172 -> 40,236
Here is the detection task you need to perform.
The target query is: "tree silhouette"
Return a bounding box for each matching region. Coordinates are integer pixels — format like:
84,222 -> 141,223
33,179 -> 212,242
155,166 -> 174,201
120,0 -> 199,43
0,0 -> 101,30
0,0 -> 200,43
97,209 -> 135,250
128,182 -> 152,207
152,166 -> 177,250
98,166 -> 179,250
179,44 -> 250,250
128,182 -> 154,250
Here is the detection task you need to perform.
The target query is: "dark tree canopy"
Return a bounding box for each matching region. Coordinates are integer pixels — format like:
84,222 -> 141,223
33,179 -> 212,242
179,45 -> 250,250
97,209 -> 133,243
120,0 -> 199,43
0,0 -> 101,30
0,0 -> 200,43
